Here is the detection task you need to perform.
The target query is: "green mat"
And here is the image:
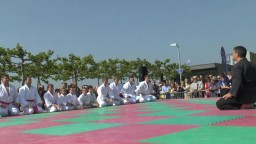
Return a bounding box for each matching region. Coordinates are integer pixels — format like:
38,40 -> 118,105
24,123 -> 123,136
141,126 -> 256,144
142,115 -> 242,125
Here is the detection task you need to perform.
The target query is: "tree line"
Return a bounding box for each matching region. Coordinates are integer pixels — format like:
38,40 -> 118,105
0,43 -> 191,86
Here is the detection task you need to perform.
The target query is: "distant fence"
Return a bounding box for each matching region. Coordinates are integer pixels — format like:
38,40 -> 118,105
159,90 -> 221,99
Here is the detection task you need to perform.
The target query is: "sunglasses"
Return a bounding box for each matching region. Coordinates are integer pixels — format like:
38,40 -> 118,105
82,85 -> 88,89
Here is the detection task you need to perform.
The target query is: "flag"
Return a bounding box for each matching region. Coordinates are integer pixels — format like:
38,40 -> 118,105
221,47 -> 228,74
186,59 -> 191,66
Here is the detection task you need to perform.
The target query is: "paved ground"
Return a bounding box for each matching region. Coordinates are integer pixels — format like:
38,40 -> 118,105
1,98 -> 256,144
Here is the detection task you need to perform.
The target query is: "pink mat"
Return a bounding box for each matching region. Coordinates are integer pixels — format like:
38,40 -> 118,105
28,124 -> 198,144
94,116 -> 171,124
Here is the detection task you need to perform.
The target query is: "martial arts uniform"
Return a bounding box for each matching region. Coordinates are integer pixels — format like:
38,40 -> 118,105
109,82 -> 126,105
43,91 -> 59,112
78,93 -> 91,108
19,84 -> 43,114
96,84 -> 114,107
0,84 -> 20,117
56,94 -> 69,111
66,93 -> 81,110
135,81 -> 156,102
216,58 -> 256,110
121,81 -> 137,104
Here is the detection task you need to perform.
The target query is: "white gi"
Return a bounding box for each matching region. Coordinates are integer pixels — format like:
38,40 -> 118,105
135,81 -> 156,102
78,91 -> 98,108
78,93 -> 90,108
56,94 -> 69,111
19,84 -> 43,114
89,92 -> 97,105
43,91 -> 59,112
96,84 -> 114,107
109,82 -> 126,105
0,84 -> 20,117
121,81 -> 137,104
65,93 -> 81,110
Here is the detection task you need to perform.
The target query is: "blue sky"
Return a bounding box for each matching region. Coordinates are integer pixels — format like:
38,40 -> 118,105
1,0 -> 256,86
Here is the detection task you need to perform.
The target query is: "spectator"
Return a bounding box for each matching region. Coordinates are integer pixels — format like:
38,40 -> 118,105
160,80 -> 170,99
184,78 -> 191,99
219,73 -> 231,96
209,76 -> 221,97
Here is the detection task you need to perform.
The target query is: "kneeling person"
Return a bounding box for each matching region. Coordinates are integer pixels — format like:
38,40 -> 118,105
135,75 -> 156,102
109,76 -> 127,105
0,74 -> 20,117
121,74 -> 137,104
66,85 -> 82,110
56,88 -> 69,111
97,78 -> 114,107
19,77 -> 43,114
44,84 -> 61,112
216,46 -> 256,110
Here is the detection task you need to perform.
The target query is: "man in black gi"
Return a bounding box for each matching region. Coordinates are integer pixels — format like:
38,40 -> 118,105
216,46 -> 256,110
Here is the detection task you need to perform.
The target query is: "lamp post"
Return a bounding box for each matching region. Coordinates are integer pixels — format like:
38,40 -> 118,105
170,43 -> 182,83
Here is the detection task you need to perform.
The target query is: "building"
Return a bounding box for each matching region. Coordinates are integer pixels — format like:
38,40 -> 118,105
190,63 -> 233,76
226,51 -> 256,65
189,50 -> 256,77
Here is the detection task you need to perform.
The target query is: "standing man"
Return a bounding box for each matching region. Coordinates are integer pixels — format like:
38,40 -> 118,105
19,77 -> 43,114
0,74 -> 20,117
135,75 -> 156,102
190,76 -> 204,98
216,46 -> 256,110
97,77 -> 114,107
160,80 -> 170,99
121,74 -> 137,104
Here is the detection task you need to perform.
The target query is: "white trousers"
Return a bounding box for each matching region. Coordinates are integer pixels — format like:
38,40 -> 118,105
97,99 -> 114,107
136,95 -> 156,103
23,105 -> 44,115
127,97 -> 137,104
0,104 -> 19,117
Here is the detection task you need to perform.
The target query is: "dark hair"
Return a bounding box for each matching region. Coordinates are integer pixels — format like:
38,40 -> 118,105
55,88 -> 60,93
144,74 -> 150,79
102,76 -> 109,82
128,73 -> 134,78
25,76 -> 31,81
113,76 -> 120,80
1,74 -> 9,79
82,85 -> 89,89
219,72 -> 226,78
47,84 -> 53,89
233,46 -> 247,58
69,83 -> 76,89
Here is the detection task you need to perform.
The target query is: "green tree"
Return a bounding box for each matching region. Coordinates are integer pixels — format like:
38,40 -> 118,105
78,55 -> 97,82
54,54 -> 96,87
150,59 -> 164,80
28,50 -> 56,85
0,47 -> 17,81
8,43 -> 33,84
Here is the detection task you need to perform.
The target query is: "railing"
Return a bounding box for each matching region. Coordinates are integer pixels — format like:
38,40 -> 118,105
159,90 -> 222,99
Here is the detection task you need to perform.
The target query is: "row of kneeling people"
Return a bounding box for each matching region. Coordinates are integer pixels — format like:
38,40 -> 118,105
0,74 -> 156,117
